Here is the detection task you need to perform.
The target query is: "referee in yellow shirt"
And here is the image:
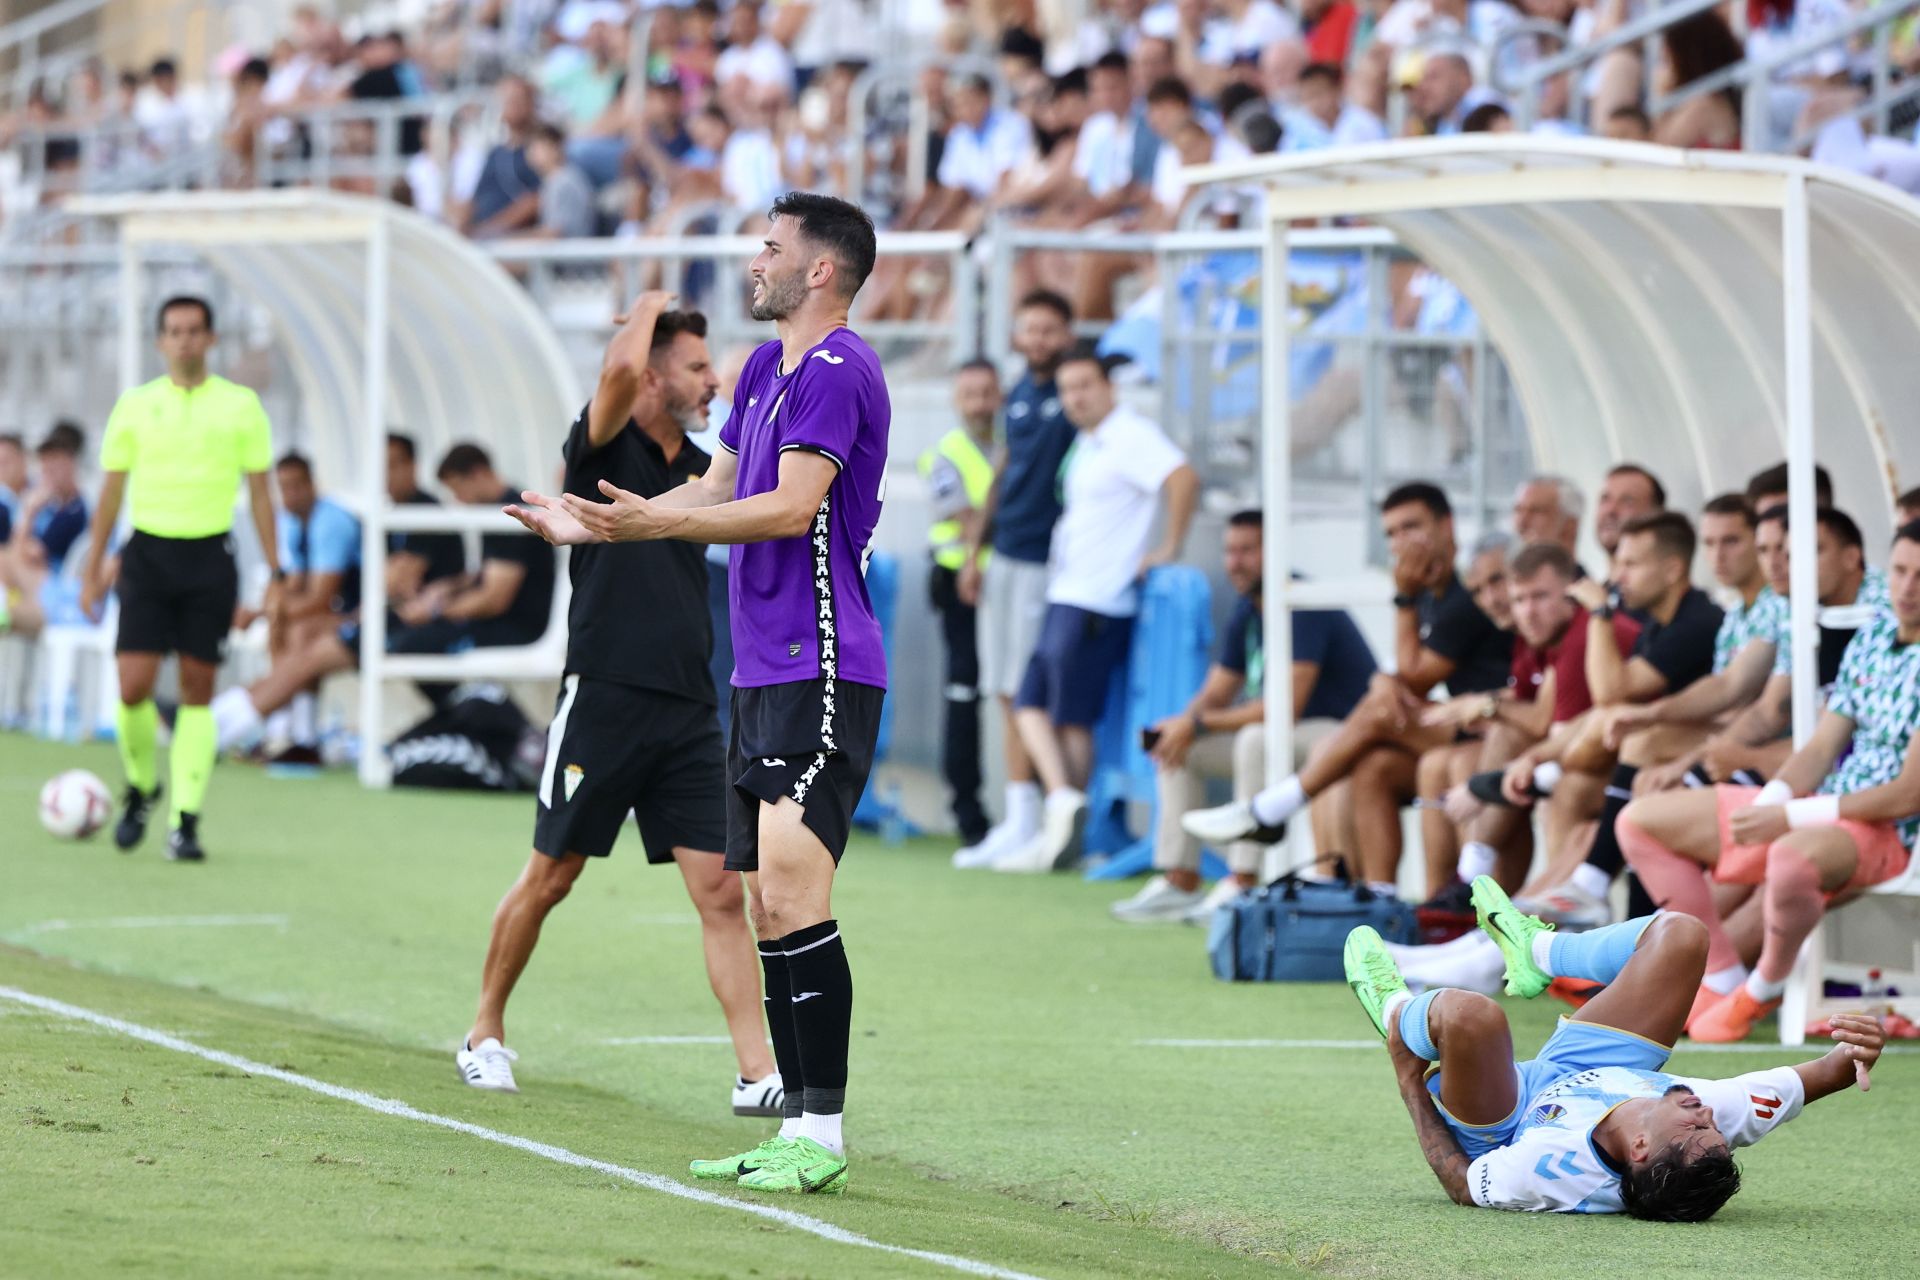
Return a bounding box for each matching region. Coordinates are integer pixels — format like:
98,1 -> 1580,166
78,295 -> 280,862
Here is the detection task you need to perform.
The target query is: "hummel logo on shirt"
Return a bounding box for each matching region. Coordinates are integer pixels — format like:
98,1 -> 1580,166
810,350 -> 845,365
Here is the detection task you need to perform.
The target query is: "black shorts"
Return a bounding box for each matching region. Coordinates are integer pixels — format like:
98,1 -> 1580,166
532,676 -> 726,862
115,531 -> 239,665
725,677 -> 884,873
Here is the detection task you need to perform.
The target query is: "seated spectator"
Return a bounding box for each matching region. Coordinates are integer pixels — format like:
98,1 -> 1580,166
1113,509 -> 1376,923
1284,61 -> 1387,152
222,57 -> 273,188
0,424 -> 90,637
1602,105 -> 1653,142
934,74 -> 1036,227
714,1 -> 796,112
717,91 -> 783,213
1651,13 -> 1743,149
1422,542 -> 1642,904
135,56 -> 192,159
1144,76 -> 1249,227
1183,481 -> 1516,890
1498,511 -> 1726,926
1461,102 -> 1513,133
1621,521 -> 1920,1042
458,75 -> 541,239
997,345 -> 1200,873
244,451 -> 361,764
1405,50 -> 1479,137
210,443 -> 556,751
526,122 -> 598,238
542,19 -> 626,132
384,431 -> 468,605
0,432 -> 26,544
1746,458 -> 1833,518
1509,473 -> 1582,556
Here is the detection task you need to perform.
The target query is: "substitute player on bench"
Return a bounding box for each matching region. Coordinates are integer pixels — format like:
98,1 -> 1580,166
509,192 -> 887,1196
79,294 -> 279,863
457,297 -> 781,1118
1344,879 -> 1883,1218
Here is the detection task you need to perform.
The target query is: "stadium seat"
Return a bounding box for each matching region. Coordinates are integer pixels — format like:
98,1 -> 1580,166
1780,861 -> 1920,1045
1082,566 -> 1215,878
33,610 -> 118,742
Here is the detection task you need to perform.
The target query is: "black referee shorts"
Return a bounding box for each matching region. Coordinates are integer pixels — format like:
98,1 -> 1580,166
532,675 -> 726,862
725,677 -> 884,873
115,531 -> 239,665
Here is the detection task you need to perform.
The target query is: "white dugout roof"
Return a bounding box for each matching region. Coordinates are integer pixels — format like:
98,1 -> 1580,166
68,190 -> 581,504
1183,134 -> 1920,787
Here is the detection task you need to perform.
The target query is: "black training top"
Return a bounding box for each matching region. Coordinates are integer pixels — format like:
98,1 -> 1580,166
560,402 -> 715,703
1416,572 -> 1514,694
1630,586 -> 1725,694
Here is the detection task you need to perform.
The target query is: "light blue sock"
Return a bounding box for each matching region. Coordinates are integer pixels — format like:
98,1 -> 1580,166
1397,989 -> 1442,1061
1546,915 -> 1657,985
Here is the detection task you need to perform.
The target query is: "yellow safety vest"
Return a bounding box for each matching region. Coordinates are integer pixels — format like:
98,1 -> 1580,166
919,428 -> 995,571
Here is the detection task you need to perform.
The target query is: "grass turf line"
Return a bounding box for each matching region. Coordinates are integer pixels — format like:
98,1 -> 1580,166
4,733 -> 1919,1276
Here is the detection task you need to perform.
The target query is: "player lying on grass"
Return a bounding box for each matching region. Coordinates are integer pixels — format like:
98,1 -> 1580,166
1345,879 -> 1883,1218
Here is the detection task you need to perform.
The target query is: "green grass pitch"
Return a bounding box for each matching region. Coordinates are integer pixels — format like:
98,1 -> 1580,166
3,734 -> 1915,1278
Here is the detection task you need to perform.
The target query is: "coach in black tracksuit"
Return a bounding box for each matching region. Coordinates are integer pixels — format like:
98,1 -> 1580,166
457,298 -> 780,1114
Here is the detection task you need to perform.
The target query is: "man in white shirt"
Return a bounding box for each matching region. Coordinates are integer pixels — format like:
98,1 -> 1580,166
713,2 -> 797,108
1202,0 -> 1299,64
1284,61 -> 1388,151
997,344 -> 1200,873
1144,76 -> 1249,226
936,75 -> 1035,205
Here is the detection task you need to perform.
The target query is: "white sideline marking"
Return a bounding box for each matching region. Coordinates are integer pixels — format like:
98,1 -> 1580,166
18,914 -> 290,936
601,1035 -> 734,1045
1136,1037 -> 1916,1056
0,986 -> 1045,1280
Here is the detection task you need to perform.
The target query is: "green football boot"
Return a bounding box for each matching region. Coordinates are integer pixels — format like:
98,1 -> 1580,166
688,1135 -> 796,1181
1471,875 -> 1554,1000
1343,926 -> 1411,1040
736,1136 -> 847,1196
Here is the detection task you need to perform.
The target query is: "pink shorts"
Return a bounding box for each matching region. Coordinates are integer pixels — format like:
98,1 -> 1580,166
1713,784 -> 1913,897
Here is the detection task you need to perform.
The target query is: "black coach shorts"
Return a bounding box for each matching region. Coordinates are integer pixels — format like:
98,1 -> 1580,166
115,531 -> 239,665
532,675 -> 727,862
725,677 -> 885,873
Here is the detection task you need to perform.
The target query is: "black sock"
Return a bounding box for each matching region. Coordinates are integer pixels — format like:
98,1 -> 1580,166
1625,870 -> 1657,917
1584,764 -> 1639,877
758,940 -> 805,1121
1684,762 -> 1713,787
781,919 -> 851,1118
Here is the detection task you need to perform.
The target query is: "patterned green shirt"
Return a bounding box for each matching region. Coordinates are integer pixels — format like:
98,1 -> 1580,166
1821,610 -> 1920,851
1714,586 -> 1785,674
1772,569 -> 1889,678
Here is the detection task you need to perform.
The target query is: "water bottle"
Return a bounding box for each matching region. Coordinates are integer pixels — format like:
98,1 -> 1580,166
878,779 -> 907,847
1864,968 -> 1889,1016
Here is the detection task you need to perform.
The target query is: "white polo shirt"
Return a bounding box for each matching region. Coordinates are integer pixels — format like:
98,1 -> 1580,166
1047,404 -> 1185,618
937,109 -> 1033,199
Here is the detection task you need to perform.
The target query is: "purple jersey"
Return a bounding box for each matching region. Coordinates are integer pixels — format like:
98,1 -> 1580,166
718,327 -> 890,690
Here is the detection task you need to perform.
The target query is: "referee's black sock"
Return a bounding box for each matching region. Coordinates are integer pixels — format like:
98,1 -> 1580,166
757,939 -> 805,1124
1582,764 -> 1639,879
781,918 -> 851,1155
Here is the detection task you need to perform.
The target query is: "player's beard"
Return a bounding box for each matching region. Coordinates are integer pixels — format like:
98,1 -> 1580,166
749,268 -> 807,321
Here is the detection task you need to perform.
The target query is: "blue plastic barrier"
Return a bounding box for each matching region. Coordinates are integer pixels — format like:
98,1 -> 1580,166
851,552 -> 920,837
1081,566 -> 1216,878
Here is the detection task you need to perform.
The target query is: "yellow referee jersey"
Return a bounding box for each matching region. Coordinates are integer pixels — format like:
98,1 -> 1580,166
100,374 -> 273,539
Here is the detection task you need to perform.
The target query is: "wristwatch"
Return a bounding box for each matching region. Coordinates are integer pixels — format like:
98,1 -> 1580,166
1392,593 -> 1418,609
1191,711 -> 1208,737
1478,694 -> 1499,721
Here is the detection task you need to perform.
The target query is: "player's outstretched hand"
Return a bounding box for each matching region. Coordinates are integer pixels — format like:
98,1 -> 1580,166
1827,1013 -> 1885,1091
557,479 -> 674,542
504,491 -> 598,546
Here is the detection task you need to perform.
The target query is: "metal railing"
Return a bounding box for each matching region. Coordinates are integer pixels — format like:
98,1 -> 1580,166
251,93 -> 491,200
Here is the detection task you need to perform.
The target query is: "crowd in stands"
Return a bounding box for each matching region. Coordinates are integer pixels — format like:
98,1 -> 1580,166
9,0 -> 1920,232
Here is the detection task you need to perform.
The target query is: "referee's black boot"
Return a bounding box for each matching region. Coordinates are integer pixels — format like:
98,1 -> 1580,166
166,813 -> 206,863
114,785 -> 162,852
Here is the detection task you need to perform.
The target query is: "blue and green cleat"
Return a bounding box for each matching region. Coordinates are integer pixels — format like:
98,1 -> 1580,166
1471,875 -> 1554,999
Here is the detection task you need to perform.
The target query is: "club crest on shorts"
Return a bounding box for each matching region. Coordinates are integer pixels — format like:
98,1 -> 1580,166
563,763 -> 584,801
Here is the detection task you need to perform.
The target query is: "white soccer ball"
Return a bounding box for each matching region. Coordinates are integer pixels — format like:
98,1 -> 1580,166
39,769 -> 113,840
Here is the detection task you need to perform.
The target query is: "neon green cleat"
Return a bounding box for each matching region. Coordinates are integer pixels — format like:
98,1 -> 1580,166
688,1135 -> 796,1181
1343,926 -> 1411,1040
1471,875 -> 1554,999
736,1136 -> 847,1195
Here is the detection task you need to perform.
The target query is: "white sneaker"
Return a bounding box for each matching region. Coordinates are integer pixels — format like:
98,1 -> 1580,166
1513,882 -> 1613,930
456,1037 -> 520,1092
1180,877 -> 1251,926
1179,800 -> 1287,846
1110,875 -> 1207,923
995,788 -> 1087,872
952,822 -> 1025,869
732,1071 -> 784,1117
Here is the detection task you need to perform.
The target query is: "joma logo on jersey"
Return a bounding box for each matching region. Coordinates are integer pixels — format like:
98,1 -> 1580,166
810,350 -> 844,365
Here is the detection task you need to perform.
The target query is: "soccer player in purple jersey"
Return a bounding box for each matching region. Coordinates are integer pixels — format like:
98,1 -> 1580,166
506,192 -> 886,1196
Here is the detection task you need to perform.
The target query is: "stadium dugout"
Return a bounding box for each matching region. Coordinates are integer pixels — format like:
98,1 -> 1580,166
67,190 -> 582,788
1183,136 -> 1920,1045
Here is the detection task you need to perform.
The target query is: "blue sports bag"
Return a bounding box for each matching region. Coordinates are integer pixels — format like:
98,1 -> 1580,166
1207,872 -> 1419,982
